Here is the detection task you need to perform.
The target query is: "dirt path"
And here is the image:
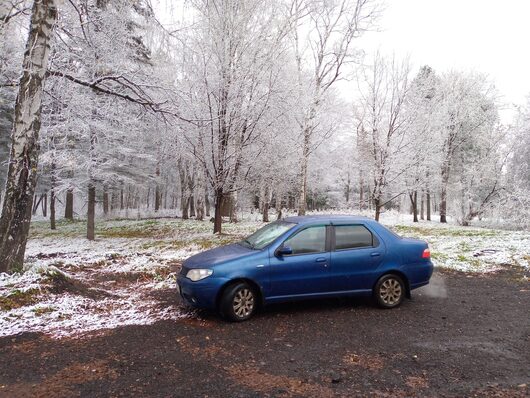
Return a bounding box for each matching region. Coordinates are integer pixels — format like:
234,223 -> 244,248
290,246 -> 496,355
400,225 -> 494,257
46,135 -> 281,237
0,270 -> 529,397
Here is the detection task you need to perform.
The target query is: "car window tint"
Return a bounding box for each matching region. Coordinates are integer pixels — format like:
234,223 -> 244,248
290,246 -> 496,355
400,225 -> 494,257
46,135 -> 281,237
284,226 -> 326,255
334,225 -> 373,250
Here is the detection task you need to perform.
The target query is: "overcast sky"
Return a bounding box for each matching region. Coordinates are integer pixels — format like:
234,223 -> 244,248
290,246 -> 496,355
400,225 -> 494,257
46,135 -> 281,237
356,0 -> 530,119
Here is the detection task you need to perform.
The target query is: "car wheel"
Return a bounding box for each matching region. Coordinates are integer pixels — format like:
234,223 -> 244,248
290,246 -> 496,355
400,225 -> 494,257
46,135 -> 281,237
220,282 -> 257,322
374,274 -> 405,308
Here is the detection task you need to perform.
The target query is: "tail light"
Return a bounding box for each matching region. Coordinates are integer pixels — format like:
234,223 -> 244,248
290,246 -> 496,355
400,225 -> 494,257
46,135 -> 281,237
422,248 -> 430,259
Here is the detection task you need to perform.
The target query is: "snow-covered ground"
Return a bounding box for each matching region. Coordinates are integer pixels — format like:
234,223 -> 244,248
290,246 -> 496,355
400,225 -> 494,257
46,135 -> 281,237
1,214 -> 528,339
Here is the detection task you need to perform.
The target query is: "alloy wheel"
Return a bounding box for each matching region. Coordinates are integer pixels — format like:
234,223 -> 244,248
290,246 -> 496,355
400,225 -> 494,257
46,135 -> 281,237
379,278 -> 402,305
232,288 -> 255,318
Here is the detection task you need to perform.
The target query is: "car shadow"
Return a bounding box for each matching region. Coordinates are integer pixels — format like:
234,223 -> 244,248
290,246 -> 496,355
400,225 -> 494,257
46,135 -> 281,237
258,295 -> 376,317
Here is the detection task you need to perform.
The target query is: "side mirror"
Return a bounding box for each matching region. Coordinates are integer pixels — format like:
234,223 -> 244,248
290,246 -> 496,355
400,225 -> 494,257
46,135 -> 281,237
276,246 -> 293,256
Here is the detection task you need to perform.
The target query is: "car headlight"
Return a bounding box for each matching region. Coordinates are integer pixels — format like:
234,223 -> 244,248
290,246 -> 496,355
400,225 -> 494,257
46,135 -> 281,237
186,268 -> 213,281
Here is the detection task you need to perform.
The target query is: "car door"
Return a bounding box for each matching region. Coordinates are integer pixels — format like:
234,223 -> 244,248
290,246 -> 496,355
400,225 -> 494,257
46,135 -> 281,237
268,225 -> 330,299
328,224 -> 384,292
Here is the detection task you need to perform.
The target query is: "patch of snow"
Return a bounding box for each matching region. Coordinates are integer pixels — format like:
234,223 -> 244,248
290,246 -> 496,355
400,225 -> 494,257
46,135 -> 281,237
1,289 -> 194,339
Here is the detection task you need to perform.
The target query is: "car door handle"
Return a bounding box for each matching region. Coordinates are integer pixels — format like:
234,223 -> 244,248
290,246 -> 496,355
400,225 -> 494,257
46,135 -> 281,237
371,252 -> 381,257
315,257 -> 327,263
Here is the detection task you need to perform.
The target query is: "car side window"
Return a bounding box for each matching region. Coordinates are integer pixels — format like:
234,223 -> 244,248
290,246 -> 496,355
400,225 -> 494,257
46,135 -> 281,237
334,225 -> 375,250
283,226 -> 326,255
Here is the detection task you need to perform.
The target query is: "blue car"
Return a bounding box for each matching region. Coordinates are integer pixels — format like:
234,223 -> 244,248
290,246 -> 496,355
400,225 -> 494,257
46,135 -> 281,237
177,215 -> 433,321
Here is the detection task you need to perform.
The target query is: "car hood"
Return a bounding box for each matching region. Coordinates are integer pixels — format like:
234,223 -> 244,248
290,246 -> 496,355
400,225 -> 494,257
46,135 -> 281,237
183,243 -> 256,268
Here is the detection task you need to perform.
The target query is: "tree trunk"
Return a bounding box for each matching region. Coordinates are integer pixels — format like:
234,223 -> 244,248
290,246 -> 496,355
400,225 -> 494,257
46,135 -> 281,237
440,185 -> 448,223
230,192 -> 238,223
374,197 -> 381,221
262,185 -> 270,223
50,164 -> 56,230
42,193 -> 47,217
298,123 -> 311,216
205,192 -> 210,217
146,187 -> 150,209
50,190 -> 56,229
440,158 -> 451,223
213,189 -> 223,234
0,0 -> 57,272
426,190 -> 431,221
298,144 -> 309,215
65,189 -> 74,220
420,191 -> 424,220
374,200 -> 381,221
102,187 -> 109,216
196,194 -> 204,221
87,183 -> 95,240
32,195 -> 40,215
189,195 -> 196,218
154,166 -> 161,212
410,191 -> 418,222
276,192 -> 283,220
359,170 -> 364,211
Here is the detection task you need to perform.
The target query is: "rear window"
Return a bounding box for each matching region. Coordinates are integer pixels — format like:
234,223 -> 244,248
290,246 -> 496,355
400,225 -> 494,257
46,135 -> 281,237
334,225 -> 374,250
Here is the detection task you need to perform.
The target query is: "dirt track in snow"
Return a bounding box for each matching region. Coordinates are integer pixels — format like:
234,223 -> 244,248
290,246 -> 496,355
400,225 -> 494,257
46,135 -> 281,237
0,268 -> 528,397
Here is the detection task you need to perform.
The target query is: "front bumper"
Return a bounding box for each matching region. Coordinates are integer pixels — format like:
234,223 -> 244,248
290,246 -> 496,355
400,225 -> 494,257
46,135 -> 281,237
176,275 -> 222,310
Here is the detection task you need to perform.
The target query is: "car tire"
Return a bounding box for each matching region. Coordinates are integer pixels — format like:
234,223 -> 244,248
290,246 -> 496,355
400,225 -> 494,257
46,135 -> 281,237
219,282 -> 257,322
374,274 -> 405,309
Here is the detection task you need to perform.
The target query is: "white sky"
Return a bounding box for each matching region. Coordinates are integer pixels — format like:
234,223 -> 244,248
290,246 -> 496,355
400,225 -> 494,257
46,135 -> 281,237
153,0 -> 530,122
356,0 -> 530,119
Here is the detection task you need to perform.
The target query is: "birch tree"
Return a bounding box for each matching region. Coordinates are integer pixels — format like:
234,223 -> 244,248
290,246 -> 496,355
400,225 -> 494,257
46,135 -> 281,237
0,0 -> 57,273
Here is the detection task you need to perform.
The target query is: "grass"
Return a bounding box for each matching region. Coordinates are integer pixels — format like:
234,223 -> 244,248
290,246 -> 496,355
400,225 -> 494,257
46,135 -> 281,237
23,217 -> 529,276
29,218 -> 254,240
391,224 -> 501,238
32,306 -> 55,316
0,289 -> 41,311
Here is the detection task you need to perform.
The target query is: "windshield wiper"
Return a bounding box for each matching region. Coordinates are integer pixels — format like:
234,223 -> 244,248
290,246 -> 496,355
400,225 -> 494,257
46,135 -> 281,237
243,239 -> 255,249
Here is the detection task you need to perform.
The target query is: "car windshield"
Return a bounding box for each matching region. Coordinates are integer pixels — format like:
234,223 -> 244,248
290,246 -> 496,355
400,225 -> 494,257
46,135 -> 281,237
239,221 -> 296,250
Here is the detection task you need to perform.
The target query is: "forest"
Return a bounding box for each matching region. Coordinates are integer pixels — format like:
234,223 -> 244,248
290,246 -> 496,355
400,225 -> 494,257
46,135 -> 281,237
1,0 -> 529,274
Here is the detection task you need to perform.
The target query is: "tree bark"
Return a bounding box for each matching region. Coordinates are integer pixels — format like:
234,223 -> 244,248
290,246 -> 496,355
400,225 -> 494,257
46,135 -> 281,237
409,191 -> 418,222
440,162 -> 449,223
65,189 -> 74,220
50,164 -> 56,230
276,191 -> 283,220
262,185 -> 270,223
50,190 -> 56,229
154,165 -> 161,212
426,190 -> 431,221
0,0 -> 57,273
42,193 -> 47,217
87,183 -> 95,240
374,197 -> 381,221
213,189 -> 223,234
205,192 -> 210,217
102,187 -> 109,216
298,125 -> 310,216
420,191 -> 425,220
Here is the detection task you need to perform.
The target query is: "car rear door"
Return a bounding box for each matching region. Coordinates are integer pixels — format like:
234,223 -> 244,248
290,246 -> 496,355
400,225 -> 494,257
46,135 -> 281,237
268,225 -> 331,299
328,224 -> 385,292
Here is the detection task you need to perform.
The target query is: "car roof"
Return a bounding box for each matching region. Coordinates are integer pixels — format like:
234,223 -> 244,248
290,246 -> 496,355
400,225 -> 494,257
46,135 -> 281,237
282,214 -> 373,225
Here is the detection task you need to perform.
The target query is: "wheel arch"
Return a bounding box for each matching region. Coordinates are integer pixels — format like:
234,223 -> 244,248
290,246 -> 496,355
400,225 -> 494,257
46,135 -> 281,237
216,278 -> 265,309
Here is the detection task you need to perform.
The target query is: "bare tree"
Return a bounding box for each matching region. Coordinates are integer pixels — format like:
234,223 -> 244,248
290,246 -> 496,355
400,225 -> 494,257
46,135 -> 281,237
294,0 -> 379,215
355,54 -> 413,221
